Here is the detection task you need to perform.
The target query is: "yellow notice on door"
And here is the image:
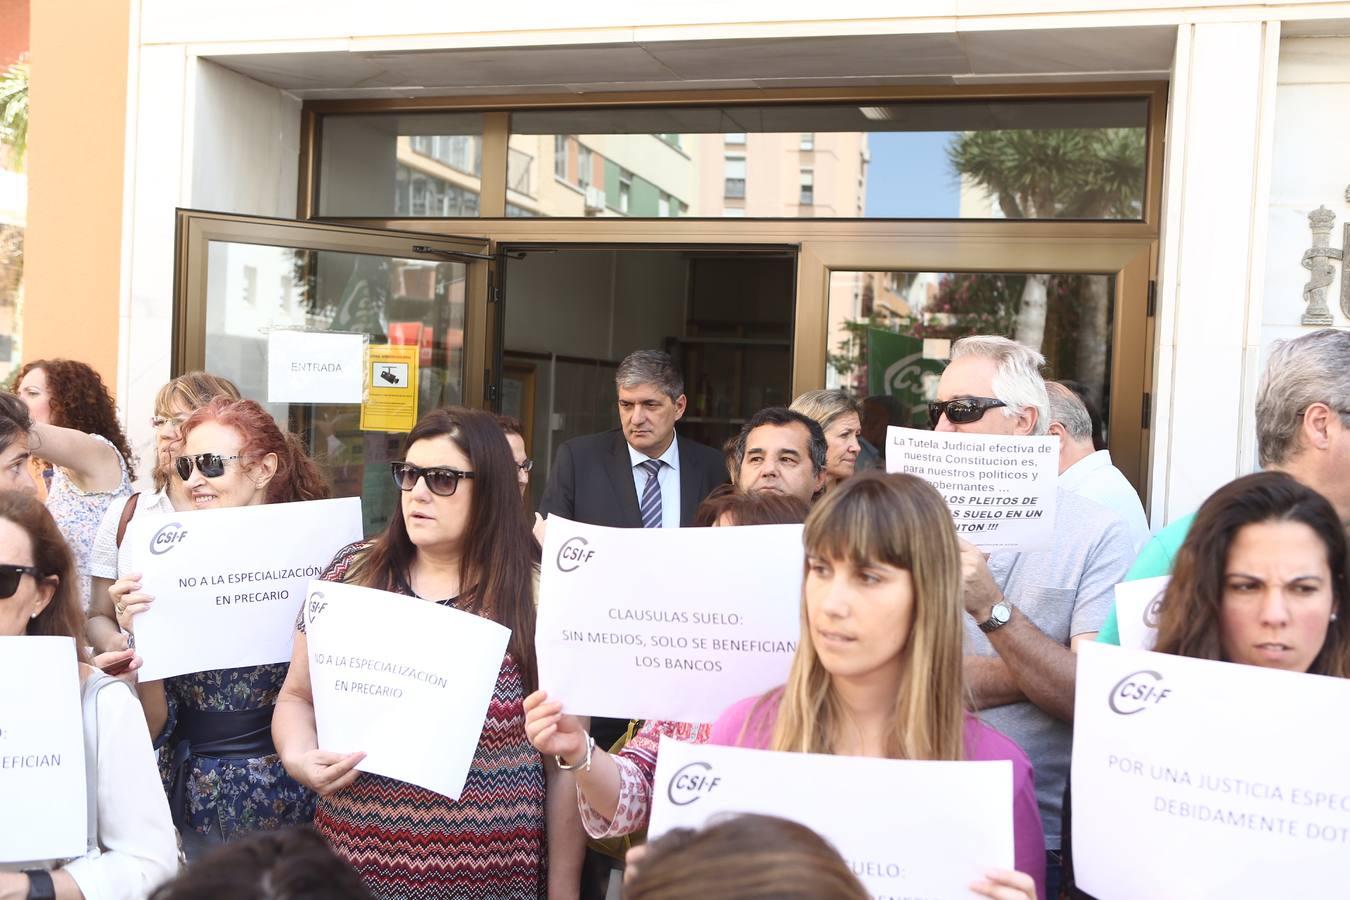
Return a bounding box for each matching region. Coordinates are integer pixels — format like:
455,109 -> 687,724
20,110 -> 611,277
360,344 -> 419,433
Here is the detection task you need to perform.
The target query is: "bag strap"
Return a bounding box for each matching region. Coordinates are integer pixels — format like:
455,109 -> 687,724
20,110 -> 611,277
81,671 -> 133,853
115,492 -> 140,549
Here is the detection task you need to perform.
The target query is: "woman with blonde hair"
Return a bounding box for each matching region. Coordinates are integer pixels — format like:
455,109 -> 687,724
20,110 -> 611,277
789,389 -> 861,490
710,471 -> 1044,900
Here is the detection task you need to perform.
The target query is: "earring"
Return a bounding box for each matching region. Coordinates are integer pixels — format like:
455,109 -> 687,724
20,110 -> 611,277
1333,613 -> 1340,622
30,612 -> 37,619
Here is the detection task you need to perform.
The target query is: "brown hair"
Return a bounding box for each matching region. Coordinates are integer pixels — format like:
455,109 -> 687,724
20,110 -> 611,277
1154,471 -> 1350,676
180,399 -> 331,504
0,391 -> 31,455
765,471 -> 967,761
693,484 -> 809,527
0,490 -> 85,661
149,826 -> 372,900
150,372 -> 243,490
343,407 -> 541,693
15,359 -> 136,468
496,414 -> 523,439
625,813 -> 869,900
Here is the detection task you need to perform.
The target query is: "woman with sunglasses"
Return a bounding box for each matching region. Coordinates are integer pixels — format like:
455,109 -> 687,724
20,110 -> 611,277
85,373 -> 242,658
709,472 -> 1045,900
1060,471 -> 1350,897
0,490 -> 179,900
274,407 -> 584,900
112,398 -> 330,860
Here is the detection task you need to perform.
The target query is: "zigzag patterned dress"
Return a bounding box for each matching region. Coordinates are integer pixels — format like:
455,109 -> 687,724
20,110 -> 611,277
307,541 -> 547,899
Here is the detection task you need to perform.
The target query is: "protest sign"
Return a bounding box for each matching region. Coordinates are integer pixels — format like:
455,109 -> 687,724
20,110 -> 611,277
650,739 -> 1014,899
266,329 -> 366,404
536,517 -> 803,722
1072,642 -> 1350,899
885,427 -> 1058,551
129,498 -> 363,681
304,580 -> 509,799
1113,576 -> 1169,651
0,637 -> 87,862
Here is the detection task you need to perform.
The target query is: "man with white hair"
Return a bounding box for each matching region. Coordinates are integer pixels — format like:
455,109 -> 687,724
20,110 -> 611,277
932,335 -> 1134,896
1046,381 -> 1150,553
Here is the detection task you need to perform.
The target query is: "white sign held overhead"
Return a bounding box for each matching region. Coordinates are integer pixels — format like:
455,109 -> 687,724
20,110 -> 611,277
535,517 -> 803,722
1113,576 -> 1170,651
129,498 -> 364,681
267,330 -> 366,404
885,427 -> 1058,552
304,580 -> 510,800
0,636 -> 87,863
1072,643 -> 1350,900
650,739 -> 1014,900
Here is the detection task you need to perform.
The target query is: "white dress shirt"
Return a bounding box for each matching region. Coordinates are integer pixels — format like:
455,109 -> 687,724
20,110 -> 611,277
1059,449 -> 1152,553
628,437 -> 681,528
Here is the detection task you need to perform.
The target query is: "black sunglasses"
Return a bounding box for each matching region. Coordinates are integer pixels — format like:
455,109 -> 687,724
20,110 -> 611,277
390,462 -> 475,497
0,563 -> 44,600
928,397 -> 1008,428
518,459 -> 534,474
174,453 -> 244,481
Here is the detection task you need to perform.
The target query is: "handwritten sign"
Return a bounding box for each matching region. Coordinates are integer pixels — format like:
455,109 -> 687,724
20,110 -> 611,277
304,580 -> 510,799
0,636 -> 86,862
1072,643 -> 1350,899
536,517 -> 803,722
129,498 -> 363,681
650,739 -> 1014,899
267,329 -> 366,404
885,427 -> 1058,551
1114,576 -> 1169,651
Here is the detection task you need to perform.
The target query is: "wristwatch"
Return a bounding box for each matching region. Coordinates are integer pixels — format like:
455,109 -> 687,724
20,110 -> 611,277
556,734 -> 595,773
23,870 -> 55,900
978,600 -> 1013,634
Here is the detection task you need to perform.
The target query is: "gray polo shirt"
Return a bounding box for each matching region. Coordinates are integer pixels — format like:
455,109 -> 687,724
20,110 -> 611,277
964,488 -> 1134,849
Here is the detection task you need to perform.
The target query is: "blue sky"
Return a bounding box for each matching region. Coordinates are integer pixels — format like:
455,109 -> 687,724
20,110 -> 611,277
865,131 -> 960,218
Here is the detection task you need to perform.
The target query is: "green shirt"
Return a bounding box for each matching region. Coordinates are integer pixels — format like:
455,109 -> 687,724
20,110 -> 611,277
1095,512 -> 1196,645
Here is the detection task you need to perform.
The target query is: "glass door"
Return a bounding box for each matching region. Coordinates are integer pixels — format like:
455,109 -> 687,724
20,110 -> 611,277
173,210 -> 493,535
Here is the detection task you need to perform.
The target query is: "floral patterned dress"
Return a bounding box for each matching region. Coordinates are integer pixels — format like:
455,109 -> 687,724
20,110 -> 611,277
45,433 -> 131,609
155,664 -> 316,841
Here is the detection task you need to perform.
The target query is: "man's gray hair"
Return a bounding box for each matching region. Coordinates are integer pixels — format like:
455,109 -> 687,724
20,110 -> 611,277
948,335 -> 1050,435
1046,381 -> 1093,443
615,350 -> 684,402
1255,328 -> 1350,467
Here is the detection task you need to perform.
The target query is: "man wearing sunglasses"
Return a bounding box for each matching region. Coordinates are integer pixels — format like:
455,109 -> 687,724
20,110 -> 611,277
935,335 -> 1134,899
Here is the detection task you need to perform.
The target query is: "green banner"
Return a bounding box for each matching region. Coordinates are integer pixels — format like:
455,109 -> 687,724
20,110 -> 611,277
865,328 -> 945,428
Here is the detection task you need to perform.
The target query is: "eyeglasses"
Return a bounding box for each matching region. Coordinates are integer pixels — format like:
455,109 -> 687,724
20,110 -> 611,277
174,453 -> 244,481
928,397 -> 1008,428
150,414 -> 189,431
0,564 -> 44,600
390,462 -> 475,497
518,459 -> 534,474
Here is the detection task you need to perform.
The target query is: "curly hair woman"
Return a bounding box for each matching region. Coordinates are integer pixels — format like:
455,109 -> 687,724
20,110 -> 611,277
13,360 -> 136,607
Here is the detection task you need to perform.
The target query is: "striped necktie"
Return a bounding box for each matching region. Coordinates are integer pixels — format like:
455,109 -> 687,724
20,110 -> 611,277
638,459 -> 664,528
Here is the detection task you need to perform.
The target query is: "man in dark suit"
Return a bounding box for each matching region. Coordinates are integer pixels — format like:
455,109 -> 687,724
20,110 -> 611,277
540,349 -> 728,529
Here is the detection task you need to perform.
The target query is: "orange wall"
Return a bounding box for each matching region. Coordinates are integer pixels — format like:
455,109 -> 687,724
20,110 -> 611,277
0,0 -> 28,68
23,0 -> 129,385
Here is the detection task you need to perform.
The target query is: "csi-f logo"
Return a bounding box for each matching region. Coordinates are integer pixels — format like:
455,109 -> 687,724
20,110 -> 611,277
149,522 -> 189,555
1143,592 -> 1165,629
556,536 -> 595,573
305,591 -> 328,627
1110,669 -> 1172,715
667,761 -> 720,806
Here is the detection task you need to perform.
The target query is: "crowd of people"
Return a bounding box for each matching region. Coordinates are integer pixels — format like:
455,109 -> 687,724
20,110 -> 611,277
0,327 -> 1346,900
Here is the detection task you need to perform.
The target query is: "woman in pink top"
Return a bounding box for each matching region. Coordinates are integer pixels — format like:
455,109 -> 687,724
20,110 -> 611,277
710,472 -> 1046,900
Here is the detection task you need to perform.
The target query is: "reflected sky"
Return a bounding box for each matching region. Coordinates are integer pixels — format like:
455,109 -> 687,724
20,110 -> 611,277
866,131 -> 960,218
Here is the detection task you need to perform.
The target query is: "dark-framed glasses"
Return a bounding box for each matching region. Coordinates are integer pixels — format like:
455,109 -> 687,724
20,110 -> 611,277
390,462 -> 475,497
0,563 -> 44,600
174,453 -> 244,481
928,397 -> 1008,428
518,459 -> 534,474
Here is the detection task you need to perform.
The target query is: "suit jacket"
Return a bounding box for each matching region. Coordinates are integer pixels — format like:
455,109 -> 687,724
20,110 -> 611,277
539,429 -> 729,528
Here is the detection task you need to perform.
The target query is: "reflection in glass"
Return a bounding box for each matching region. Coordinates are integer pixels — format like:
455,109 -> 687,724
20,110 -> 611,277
203,241 -> 466,534
826,270 -> 1116,439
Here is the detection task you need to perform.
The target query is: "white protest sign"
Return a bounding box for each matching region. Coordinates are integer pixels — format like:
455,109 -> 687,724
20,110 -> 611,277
650,739 -> 1014,899
130,498 -> 363,681
536,517 -> 803,722
1113,576 -> 1169,651
885,427 -> 1058,551
1072,642 -> 1350,899
0,637 -> 86,862
303,580 -> 510,799
267,330 -> 366,404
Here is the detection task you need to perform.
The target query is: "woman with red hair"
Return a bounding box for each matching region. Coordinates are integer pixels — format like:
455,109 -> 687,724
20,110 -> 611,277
113,398 -> 330,860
